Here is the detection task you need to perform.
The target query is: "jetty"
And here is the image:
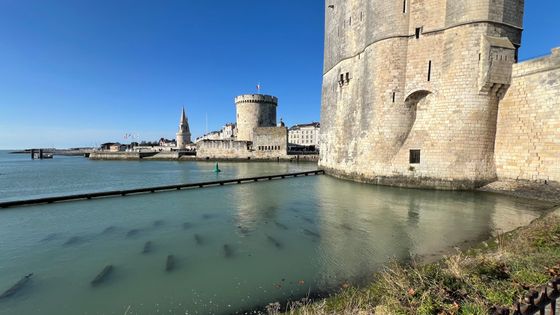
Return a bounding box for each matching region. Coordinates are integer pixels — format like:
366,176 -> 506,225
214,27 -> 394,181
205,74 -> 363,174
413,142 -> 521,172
0,170 -> 324,209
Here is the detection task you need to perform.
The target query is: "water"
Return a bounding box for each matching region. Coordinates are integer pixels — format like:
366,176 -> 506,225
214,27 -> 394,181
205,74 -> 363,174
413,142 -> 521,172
0,151 -> 553,315
0,151 -> 316,202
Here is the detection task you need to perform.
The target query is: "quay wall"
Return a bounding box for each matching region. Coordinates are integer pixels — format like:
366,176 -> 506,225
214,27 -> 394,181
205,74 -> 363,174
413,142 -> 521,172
494,48 -> 560,184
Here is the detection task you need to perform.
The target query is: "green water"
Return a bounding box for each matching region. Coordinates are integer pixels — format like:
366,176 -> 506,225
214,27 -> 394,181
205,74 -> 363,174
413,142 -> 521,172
0,152 -> 552,314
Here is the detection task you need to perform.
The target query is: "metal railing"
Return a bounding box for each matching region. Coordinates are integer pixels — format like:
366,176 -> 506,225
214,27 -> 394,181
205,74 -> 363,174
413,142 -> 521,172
492,277 -> 560,315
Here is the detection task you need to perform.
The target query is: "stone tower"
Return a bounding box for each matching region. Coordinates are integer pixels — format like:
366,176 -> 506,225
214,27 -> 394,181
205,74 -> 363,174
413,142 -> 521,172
319,0 -> 524,190
235,94 -> 278,142
176,107 -> 191,149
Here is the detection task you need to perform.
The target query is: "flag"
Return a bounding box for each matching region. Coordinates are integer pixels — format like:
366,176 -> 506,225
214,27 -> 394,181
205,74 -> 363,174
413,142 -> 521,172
256,84 -> 261,92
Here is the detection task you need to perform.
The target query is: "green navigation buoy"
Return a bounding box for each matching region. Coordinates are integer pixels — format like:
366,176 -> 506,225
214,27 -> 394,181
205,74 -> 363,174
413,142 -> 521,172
214,162 -> 221,173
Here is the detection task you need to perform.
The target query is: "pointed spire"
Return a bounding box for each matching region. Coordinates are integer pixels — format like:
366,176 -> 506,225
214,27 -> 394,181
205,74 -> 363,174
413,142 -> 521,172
180,107 -> 187,125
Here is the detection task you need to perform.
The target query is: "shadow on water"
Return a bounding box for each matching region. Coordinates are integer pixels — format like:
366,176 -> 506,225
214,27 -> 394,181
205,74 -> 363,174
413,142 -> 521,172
182,222 -> 193,230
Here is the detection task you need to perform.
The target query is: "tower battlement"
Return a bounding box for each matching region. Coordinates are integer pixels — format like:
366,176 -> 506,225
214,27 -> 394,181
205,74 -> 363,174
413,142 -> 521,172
234,94 -> 278,106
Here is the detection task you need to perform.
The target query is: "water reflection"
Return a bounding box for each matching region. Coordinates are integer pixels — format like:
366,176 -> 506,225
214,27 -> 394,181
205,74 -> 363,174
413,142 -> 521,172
0,175 -> 550,315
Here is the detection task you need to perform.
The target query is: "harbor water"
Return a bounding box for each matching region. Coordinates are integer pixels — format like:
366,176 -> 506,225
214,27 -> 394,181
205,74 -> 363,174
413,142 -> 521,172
0,151 -> 552,314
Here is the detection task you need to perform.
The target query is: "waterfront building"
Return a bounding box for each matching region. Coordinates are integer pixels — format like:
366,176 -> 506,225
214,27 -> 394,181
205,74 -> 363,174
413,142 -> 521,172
176,107 -> 192,149
288,122 -> 320,147
196,94 -> 289,160
319,0 -> 560,190
220,123 -> 237,140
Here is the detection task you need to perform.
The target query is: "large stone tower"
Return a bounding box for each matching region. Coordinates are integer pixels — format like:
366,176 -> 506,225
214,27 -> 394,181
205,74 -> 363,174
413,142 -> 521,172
319,0 -> 524,190
176,107 -> 191,149
235,94 -> 278,142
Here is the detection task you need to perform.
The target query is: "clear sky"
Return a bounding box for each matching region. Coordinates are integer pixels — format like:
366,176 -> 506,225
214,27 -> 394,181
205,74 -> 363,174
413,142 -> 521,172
0,1 -> 558,149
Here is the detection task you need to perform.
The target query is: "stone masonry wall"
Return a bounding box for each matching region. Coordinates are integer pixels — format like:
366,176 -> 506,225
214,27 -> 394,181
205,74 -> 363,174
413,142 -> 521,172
494,48 -> 560,183
319,0 -> 525,190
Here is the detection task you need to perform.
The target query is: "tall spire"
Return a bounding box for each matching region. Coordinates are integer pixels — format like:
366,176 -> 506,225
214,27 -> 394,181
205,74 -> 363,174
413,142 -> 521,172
179,107 -> 190,133
176,107 -> 191,148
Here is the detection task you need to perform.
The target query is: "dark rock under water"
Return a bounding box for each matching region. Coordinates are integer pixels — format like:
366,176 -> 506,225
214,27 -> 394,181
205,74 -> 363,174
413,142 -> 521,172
0,273 -> 33,299
303,229 -> 321,239
63,236 -> 86,246
142,241 -> 152,254
223,244 -> 234,258
182,222 -> 192,230
91,265 -> 113,286
266,235 -> 283,249
194,234 -> 203,245
153,220 -> 164,228
274,221 -> 289,230
126,229 -> 141,238
165,255 -> 175,271
41,233 -> 58,242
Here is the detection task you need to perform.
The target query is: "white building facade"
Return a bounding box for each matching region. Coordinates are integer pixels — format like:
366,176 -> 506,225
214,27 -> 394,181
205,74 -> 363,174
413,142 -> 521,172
288,122 -> 320,147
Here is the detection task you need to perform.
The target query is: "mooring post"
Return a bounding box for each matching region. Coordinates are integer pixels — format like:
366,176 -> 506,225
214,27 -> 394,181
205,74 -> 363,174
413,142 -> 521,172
31,149 -> 35,160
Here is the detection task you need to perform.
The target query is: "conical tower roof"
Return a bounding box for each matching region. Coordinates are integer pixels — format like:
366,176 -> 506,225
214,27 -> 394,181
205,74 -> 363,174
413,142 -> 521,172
179,107 -> 190,133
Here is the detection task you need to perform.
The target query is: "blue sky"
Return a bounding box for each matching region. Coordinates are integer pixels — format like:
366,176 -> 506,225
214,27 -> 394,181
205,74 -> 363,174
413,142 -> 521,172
0,1 -> 558,149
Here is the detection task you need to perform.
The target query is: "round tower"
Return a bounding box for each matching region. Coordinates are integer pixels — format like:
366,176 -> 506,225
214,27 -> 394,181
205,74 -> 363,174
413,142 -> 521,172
235,94 -> 278,142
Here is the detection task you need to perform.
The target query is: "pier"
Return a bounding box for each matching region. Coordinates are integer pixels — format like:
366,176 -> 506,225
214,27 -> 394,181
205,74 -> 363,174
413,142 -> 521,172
0,170 -> 325,209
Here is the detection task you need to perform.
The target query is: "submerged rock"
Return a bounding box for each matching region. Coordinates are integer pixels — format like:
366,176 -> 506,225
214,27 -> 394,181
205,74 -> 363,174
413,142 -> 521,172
91,265 -> 113,286
63,236 -> 85,246
267,235 -> 283,249
41,233 -> 58,242
223,244 -> 234,258
153,220 -> 165,228
165,255 -> 175,272
194,234 -> 203,245
182,222 -> 192,230
126,229 -> 141,238
303,229 -> 321,239
0,273 -> 33,299
142,241 -> 152,254
274,221 -> 289,230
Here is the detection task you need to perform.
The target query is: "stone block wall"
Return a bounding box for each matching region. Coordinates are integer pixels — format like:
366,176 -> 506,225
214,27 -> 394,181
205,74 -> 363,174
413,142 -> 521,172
494,48 -> 560,183
319,0 -> 525,190
196,140 -> 252,160
253,127 -> 288,159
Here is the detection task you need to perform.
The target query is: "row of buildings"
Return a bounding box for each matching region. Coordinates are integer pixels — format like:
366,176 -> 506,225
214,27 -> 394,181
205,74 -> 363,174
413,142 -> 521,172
99,94 -> 320,158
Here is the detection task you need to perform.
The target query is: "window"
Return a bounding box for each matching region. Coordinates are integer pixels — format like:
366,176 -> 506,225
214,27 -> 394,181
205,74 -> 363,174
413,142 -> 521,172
415,27 -> 422,39
345,72 -> 350,82
409,150 -> 421,164
427,60 -> 432,81
403,0 -> 407,13
392,92 -> 396,103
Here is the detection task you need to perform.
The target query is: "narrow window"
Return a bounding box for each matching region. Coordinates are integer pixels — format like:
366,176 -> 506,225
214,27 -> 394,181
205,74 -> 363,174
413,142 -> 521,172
392,92 -> 396,103
340,74 -> 344,83
349,17 -> 351,26
403,0 -> 407,13
415,27 -> 421,39
427,60 -> 432,82
345,72 -> 350,82
360,12 -> 363,21
409,150 -> 421,164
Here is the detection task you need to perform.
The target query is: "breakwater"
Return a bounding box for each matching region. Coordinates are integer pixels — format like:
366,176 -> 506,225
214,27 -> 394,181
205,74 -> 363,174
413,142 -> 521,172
0,170 -> 325,208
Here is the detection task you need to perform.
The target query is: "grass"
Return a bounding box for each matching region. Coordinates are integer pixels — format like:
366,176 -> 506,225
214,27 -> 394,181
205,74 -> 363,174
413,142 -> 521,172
272,208 -> 560,315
